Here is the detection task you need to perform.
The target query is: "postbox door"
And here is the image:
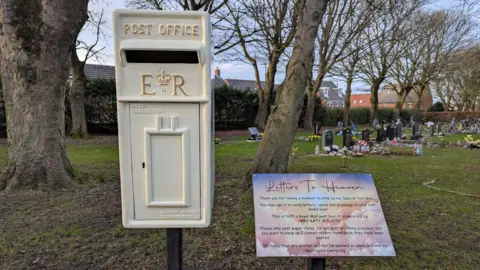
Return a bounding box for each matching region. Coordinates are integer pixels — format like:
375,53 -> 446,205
129,103 -> 201,220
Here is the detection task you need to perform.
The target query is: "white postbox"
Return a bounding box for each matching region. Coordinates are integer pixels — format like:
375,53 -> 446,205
113,10 -> 213,228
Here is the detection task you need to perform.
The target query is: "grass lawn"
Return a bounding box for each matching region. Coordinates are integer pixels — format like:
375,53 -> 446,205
1,135 -> 479,269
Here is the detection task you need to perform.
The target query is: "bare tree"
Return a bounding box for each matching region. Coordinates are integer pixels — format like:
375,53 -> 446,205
303,0 -> 377,130
247,0 -> 330,183
448,47 -> 480,111
331,39 -> 364,124
412,10 -> 472,109
69,7 -> 107,138
224,0 -> 299,129
387,12 -> 428,119
358,0 -> 423,121
432,71 -> 457,110
0,0 -> 89,191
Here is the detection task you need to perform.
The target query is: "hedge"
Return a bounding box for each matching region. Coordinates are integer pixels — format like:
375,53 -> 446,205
314,107 -> 424,126
1,78 -> 478,137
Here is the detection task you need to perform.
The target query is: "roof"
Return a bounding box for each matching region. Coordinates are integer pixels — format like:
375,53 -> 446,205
211,76 -> 280,92
83,64 -> 116,80
320,81 -> 337,88
379,84 -> 422,104
350,93 -> 371,107
212,76 -> 227,88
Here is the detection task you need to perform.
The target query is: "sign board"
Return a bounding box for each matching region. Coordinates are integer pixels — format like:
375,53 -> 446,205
113,10 -> 213,228
253,174 -> 395,257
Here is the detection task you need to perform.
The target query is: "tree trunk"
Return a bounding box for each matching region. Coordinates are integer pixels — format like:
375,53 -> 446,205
304,74 -> 325,130
415,84 -> 426,109
0,0 -> 89,191
303,89 -> 316,130
254,52 -> 280,130
370,83 -> 380,122
394,90 -> 409,120
343,77 -> 353,124
247,0 -> 329,185
69,49 -> 89,138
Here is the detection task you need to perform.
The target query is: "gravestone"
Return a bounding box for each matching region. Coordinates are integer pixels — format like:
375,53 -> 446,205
343,128 -> 353,148
437,122 -> 443,134
314,122 -> 321,135
248,127 -> 261,141
361,129 -> 370,141
376,128 -> 385,143
396,121 -> 403,140
431,125 -> 435,136
386,125 -> 395,140
416,122 -> 422,136
322,129 -> 334,148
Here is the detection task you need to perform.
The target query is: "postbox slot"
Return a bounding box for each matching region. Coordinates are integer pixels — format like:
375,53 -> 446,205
125,50 -> 199,64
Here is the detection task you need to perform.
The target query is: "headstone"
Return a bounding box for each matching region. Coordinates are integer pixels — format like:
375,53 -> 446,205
450,118 -> 456,131
315,145 -> 320,155
386,125 -> 395,140
412,123 -> 417,139
430,125 -> 435,136
417,122 -> 422,136
361,129 -> 370,141
248,127 -> 260,141
396,121 -> 403,140
314,123 -> 321,135
437,122 -> 443,135
343,128 -> 353,148
376,128 -> 385,143
322,129 -> 334,148
373,119 -> 379,128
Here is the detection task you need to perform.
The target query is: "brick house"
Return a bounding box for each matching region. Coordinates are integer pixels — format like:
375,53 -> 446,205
350,93 -> 371,108
378,84 -> 433,109
348,84 -> 433,110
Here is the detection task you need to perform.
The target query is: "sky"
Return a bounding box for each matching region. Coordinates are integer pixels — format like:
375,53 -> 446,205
78,0 -> 476,94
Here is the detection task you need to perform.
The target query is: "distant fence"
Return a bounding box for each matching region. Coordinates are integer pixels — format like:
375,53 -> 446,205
424,111 -> 480,122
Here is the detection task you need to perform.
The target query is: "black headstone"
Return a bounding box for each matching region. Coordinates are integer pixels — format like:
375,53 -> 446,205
322,129 -> 334,148
376,128 -> 385,143
431,125 -> 435,136
361,129 -> 370,141
386,125 -> 395,140
396,122 -> 403,139
343,128 -> 353,148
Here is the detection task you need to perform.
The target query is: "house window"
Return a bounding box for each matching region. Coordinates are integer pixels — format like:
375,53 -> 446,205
359,100 -> 363,104
407,104 -> 413,108
382,104 -> 387,108
353,100 -> 357,104
324,89 -> 328,96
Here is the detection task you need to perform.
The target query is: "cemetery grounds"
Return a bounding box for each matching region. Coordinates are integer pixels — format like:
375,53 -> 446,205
0,132 -> 479,270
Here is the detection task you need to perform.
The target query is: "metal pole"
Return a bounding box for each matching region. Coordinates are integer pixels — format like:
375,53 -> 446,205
306,258 -> 326,270
167,228 -> 182,270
